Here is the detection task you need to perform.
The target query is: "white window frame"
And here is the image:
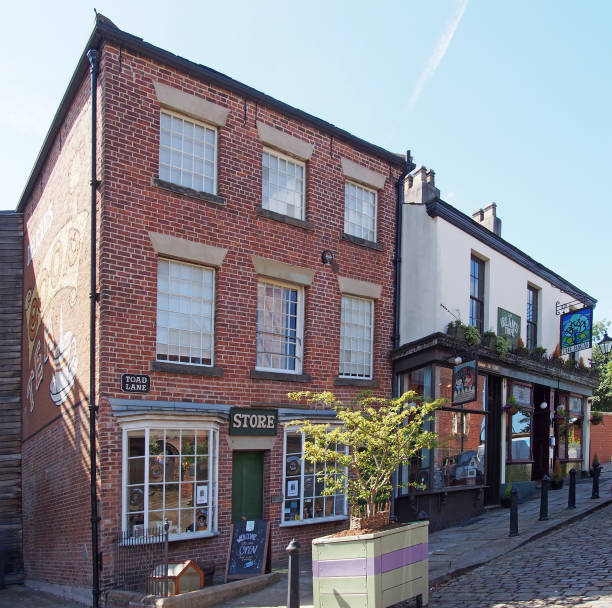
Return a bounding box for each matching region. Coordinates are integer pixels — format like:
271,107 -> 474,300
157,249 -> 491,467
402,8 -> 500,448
262,148 -> 306,220
255,279 -> 304,374
339,295 -> 374,379
121,421 -> 219,542
159,109 -> 218,194
344,180 -> 377,242
156,258 -> 215,367
280,426 -> 348,526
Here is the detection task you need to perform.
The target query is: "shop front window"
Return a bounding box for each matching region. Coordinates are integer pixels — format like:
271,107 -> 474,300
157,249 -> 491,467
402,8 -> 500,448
398,366 -> 487,491
558,395 -> 583,460
123,425 -> 218,539
282,430 -> 347,523
507,382 -> 533,462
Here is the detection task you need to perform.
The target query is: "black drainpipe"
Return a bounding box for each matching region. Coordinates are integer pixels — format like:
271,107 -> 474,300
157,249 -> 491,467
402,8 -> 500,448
393,151 -> 415,359
87,48 -> 101,608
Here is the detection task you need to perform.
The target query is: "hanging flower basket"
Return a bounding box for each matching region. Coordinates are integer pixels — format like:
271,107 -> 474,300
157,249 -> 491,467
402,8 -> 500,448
504,404 -> 519,415
590,415 -> 603,426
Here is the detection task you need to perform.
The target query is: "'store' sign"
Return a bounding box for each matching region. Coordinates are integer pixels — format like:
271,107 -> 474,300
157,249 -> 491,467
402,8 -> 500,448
229,408 -> 277,436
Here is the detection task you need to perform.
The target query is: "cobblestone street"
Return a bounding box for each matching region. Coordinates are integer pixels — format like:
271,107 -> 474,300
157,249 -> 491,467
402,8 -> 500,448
426,503 -> 612,608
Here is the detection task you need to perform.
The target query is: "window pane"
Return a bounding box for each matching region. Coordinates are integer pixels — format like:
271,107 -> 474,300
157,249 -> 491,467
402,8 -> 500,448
256,281 -> 301,372
159,112 -> 216,193
156,259 -> 214,366
262,150 -> 304,219
339,296 -> 373,378
344,182 -> 376,241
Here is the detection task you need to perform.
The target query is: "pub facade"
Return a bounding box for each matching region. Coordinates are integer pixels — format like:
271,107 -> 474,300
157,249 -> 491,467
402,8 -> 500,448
392,168 -> 598,529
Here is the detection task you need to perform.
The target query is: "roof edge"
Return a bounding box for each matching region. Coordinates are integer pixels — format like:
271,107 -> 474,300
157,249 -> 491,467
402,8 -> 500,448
425,198 -> 597,307
17,16 -> 405,212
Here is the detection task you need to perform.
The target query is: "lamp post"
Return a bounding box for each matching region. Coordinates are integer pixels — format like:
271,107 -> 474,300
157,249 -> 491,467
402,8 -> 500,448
598,330 -> 612,362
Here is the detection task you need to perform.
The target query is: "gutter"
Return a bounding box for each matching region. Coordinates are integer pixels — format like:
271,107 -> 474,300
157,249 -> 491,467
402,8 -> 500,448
86,48 -> 101,608
392,152 -> 416,355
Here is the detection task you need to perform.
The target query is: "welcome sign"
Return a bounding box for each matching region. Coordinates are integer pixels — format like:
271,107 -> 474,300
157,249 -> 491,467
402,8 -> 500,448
497,308 -> 521,347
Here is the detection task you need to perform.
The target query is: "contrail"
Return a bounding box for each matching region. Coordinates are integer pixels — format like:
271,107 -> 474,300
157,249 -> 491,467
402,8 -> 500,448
409,0 -> 468,107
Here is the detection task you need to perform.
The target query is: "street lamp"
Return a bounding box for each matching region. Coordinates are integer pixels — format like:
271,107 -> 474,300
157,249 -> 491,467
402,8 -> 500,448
598,331 -> 612,362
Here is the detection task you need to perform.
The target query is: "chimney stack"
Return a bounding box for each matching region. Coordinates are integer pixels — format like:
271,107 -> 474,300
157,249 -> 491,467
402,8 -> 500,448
404,166 -> 440,205
472,202 -> 501,237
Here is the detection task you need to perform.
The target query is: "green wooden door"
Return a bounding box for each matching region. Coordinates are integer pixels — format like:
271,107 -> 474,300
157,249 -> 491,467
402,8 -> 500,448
232,451 -> 264,523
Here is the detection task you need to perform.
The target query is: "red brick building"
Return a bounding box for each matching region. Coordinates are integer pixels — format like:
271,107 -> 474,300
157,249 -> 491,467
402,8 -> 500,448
18,15 -> 410,602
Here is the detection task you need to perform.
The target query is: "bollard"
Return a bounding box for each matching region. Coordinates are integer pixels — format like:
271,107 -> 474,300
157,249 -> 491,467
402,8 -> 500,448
568,468 -> 576,509
509,487 -> 519,537
592,460 -> 601,499
287,538 -> 300,608
539,475 -> 550,520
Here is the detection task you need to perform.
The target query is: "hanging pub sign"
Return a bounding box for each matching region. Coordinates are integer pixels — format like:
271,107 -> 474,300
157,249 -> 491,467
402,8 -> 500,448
560,307 -> 593,355
229,408 -> 278,436
452,359 -> 478,405
497,308 -> 521,347
121,374 -> 150,393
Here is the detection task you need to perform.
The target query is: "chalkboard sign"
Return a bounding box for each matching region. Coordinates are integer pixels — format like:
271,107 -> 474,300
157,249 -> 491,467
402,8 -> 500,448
225,519 -> 270,582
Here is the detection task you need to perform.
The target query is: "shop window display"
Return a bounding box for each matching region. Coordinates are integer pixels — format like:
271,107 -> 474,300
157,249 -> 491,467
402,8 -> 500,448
397,366 -> 487,491
283,431 -> 347,523
508,383 -> 533,462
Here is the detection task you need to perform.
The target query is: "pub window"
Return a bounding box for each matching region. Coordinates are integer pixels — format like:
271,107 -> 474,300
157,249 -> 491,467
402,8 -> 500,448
469,256 -> 485,333
282,429 -> 347,523
123,424 -> 218,540
526,285 -> 539,350
397,366 -> 487,492
508,383 -> 533,462
557,395 -> 584,461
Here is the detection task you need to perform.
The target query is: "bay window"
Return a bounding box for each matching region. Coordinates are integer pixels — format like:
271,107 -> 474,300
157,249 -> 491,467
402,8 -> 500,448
123,425 -> 218,539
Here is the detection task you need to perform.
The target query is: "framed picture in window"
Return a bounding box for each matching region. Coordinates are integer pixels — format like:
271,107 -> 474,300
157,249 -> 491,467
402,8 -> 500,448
286,480 -> 299,498
196,484 -> 208,505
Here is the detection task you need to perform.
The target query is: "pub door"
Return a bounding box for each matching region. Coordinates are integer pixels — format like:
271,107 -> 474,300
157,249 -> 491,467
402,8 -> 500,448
532,385 -> 550,480
485,375 -> 502,505
232,451 -> 264,523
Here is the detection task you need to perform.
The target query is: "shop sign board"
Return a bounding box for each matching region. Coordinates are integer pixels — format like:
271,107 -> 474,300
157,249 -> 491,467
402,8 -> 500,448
229,408 -> 277,436
452,359 -> 478,405
497,308 -> 521,347
560,307 -> 593,355
225,519 -> 269,581
121,374 -> 150,393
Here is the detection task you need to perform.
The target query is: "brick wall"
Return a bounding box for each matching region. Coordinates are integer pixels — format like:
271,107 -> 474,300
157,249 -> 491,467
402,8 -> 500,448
97,40 -> 402,583
20,70 -> 95,598
589,413 -> 612,466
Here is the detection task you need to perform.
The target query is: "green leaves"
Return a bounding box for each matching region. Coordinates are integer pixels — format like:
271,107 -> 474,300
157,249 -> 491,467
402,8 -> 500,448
288,390 -> 441,518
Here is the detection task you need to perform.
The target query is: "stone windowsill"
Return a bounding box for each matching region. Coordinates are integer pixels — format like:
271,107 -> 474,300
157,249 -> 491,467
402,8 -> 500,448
334,376 -> 379,388
256,207 -> 314,231
279,515 -> 348,528
341,232 -> 384,251
250,370 -> 312,383
152,177 -> 227,206
150,360 -> 225,377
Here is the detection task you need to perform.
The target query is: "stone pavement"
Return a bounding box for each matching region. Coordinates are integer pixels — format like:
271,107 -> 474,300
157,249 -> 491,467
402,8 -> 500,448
1,472 -> 610,607
213,471 -> 612,608
427,503 -> 612,607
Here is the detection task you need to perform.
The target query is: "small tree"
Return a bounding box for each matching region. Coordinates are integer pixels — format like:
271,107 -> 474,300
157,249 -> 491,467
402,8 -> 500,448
288,390 -> 441,526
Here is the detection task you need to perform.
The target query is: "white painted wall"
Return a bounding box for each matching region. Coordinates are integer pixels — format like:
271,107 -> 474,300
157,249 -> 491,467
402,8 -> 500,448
399,203 -> 593,363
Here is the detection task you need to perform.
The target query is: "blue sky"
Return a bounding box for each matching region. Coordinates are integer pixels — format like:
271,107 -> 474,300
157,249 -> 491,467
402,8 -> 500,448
2,1 -> 610,326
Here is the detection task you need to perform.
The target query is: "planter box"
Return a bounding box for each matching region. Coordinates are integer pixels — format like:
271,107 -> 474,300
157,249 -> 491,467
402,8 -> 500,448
312,521 -> 428,608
